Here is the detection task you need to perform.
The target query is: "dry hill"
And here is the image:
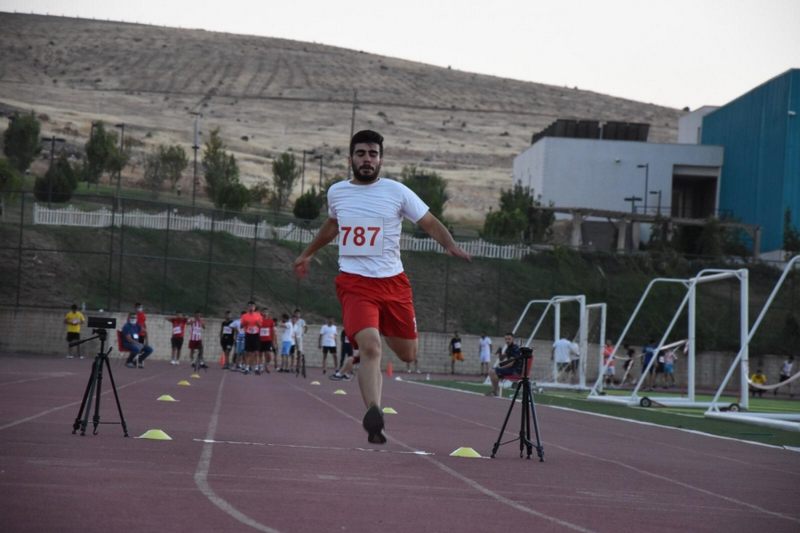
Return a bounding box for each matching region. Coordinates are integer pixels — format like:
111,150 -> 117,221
0,12 -> 682,223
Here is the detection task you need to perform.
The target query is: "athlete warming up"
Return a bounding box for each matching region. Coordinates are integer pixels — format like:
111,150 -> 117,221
293,129 -> 471,444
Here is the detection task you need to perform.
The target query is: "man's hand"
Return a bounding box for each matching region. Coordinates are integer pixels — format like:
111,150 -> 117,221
293,256 -> 311,279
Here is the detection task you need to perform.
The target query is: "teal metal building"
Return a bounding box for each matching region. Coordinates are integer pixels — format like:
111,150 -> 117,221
701,69 -> 800,253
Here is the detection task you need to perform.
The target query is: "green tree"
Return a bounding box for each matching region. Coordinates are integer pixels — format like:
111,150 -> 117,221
3,111 -> 41,173
271,152 -> 300,210
482,183 -> 553,243
0,157 -> 23,219
215,181 -> 250,212
293,186 -> 324,220
783,207 -> 800,253
33,153 -> 77,203
400,165 -> 448,220
160,144 -> 188,192
202,128 -> 242,208
142,149 -> 164,196
84,122 -> 124,186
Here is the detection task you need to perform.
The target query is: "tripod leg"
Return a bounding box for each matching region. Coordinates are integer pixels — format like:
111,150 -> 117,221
491,380 -> 522,458
73,357 -> 99,434
522,381 -> 533,459
528,386 -> 545,462
80,358 -> 100,435
91,358 -> 105,435
103,353 -> 129,437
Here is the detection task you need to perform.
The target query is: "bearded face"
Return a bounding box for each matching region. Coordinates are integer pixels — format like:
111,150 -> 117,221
350,142 -> 382,183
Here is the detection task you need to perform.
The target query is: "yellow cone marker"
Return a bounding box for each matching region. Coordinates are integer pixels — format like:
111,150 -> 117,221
382,407 -> 398,414
333,389 -> 347,395
191,373 -> 201,379
157,395 -> 178,402
138,429 -> 173,440
310,381 -> 321,385
177,380 -> 191,386
450,447 -> 482,458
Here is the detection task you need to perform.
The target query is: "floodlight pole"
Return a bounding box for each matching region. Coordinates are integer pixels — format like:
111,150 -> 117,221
637,163 -> 649,214
190,112 -> 202,213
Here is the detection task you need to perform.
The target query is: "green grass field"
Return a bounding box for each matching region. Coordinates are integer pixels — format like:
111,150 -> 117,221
427,379 -> 800,448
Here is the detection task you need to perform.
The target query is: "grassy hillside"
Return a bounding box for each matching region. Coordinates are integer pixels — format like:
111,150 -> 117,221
0,12 -> 683,224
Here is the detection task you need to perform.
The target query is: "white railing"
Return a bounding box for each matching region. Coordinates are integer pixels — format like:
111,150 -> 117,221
32,203 -> 540,260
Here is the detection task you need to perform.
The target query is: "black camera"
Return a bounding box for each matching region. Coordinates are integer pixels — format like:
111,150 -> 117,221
520,346 -> 533,359
87,316 -> 116,329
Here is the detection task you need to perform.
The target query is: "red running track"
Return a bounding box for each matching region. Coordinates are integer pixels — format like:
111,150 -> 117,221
0,354 -> 798,533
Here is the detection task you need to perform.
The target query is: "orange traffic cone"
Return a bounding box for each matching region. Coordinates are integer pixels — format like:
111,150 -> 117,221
386,360 -> 394,378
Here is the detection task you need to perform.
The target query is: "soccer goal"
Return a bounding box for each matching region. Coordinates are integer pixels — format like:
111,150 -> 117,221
706,256 -> 800,432
509,294 -> 604,391
587,268 -> 749,410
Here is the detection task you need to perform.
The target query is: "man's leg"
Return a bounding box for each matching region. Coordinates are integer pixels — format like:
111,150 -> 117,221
488,371 -> 499,395
355,328 -> 385,409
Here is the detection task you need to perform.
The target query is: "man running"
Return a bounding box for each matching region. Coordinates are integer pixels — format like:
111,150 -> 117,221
293,129 -> 470,444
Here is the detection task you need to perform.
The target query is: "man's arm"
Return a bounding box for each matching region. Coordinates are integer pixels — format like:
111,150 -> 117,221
293,218 -> 339,278
415,212 -> 471,261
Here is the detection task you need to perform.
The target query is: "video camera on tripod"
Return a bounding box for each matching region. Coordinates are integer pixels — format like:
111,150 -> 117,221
71,315 -> 129,437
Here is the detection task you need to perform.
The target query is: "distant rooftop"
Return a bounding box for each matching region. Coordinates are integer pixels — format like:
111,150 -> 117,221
531,119 -> 650,145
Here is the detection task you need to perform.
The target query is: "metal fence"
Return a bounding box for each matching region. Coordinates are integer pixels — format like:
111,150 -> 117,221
1,191 -> 797,352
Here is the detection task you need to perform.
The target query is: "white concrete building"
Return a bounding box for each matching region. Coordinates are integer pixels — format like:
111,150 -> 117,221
677,106 -> 719,144
513,137 -> 724,219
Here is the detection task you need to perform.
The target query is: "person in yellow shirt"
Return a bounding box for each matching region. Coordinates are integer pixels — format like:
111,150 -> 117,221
749,368 -> 767,398
64,304 -> 86,359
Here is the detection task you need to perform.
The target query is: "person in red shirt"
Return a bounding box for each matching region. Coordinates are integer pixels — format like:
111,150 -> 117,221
135,303 -> 148,345
258,308 -> 276,375
166,312 -> 188,365
239,301 -> 263,375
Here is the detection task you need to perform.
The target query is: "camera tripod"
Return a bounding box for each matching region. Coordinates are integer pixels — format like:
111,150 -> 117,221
71,329 -> 129,437
490,353 -> 544,461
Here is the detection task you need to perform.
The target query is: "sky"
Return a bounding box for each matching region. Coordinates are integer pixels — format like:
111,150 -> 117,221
1,0 -> 798,110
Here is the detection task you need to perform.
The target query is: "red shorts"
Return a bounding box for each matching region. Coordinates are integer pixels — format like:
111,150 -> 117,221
335,271 -> 417,342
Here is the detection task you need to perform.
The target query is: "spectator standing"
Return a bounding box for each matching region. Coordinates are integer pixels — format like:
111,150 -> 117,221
642,340 -> 657,390
450,332 -> 463,374
293,309 -> 308,362
552,336 -> 579,383
602,339 -> 615,388
219,311 -> 235,370
319,318 -> 338,374
64,304 -> 86,359
134,303 -> 148,346
293,129 -> 470,444
622,344 -> 637,385
750,368 -> 767,397
187,311 -> 207,369
279,313 -> 295,372
121,312 -> 153,368
239,301 -> 262,375
775,356 -> 795,397
258,308 -> 276,375
479,334 -> 492,377
231,311 -> 245,370
339,329 -> 353,372
663,347 -> 678,388
166,312 -> 188,365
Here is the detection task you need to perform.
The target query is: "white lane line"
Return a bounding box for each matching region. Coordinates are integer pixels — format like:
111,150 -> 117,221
297,384 -> 595,533
398,389 -> 800,525
0,372 -> 73,387
193,372 -> 281,533
0,372 -> 162,432
192,438 -> 434,456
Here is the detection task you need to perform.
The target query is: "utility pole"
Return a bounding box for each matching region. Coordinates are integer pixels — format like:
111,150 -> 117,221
347,89 -> 357,179
42,135 -> 65,208
114,123 -> 125,207
190,112 -> 202,212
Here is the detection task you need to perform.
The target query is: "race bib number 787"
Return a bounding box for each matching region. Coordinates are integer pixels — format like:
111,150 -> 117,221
339,218 -> 383,256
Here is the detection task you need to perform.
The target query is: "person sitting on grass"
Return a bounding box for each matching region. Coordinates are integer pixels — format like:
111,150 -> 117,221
486,333 -> 523,396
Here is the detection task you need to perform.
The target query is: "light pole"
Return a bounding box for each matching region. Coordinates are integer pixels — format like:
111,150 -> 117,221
190,112 -> 202,212
41,135 -> 65,207
649,190 -> 662,216
624,195 -> 643,214
301,150 -> 311,195
114,123 -> 125,205
315,154 -> 324,189
637,163 -> 649,214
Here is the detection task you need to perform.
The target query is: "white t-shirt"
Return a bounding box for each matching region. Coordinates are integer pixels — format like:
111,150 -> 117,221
230,318 -> 243,337
553,338 -> 579,364
479,337 -> 492,360
327,178 -> 429,278
280,321 -> 295,343
319,324 -> 337,347
294,318 -> 307,339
